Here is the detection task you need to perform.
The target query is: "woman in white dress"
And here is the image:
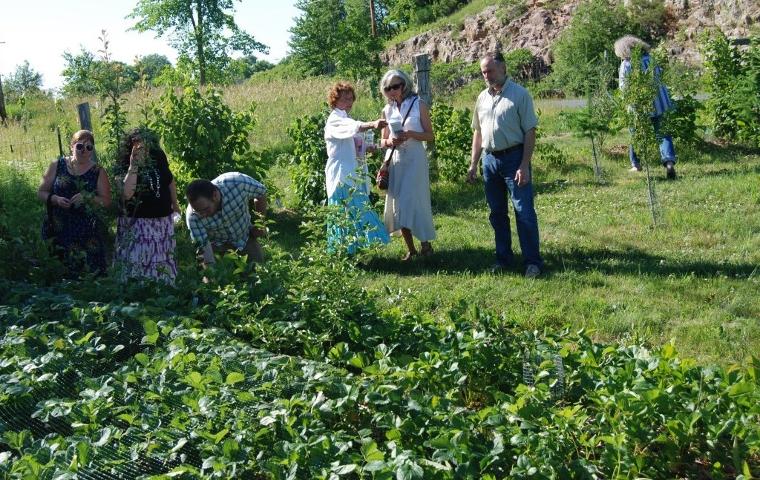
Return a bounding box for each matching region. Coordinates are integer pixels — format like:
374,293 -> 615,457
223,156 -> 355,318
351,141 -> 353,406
379,70 -> 436,261
324,81 -> 389,254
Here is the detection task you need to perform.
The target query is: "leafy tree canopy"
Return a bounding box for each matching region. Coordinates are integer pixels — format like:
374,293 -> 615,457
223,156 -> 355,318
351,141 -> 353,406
129,0 -> 268,85
133,53 -> 173,83
3,61 -> 43,102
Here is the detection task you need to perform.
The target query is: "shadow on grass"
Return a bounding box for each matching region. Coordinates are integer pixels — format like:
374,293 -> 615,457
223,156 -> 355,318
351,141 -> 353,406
359,245 -> 498,276
268,208 -> 308,252
546,246 -> 757,278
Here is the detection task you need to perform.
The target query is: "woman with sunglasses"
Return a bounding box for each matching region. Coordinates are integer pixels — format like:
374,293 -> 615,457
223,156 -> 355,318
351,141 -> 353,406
379,69 -> 436,261
113,127 -> 180,283
37,129 -> 112,276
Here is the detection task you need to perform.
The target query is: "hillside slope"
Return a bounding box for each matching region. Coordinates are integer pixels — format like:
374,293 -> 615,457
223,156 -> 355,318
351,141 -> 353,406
382,0 -> 760,67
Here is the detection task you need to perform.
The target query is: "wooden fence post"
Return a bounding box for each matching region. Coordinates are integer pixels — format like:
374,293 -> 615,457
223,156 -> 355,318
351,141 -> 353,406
77,102 -> 92,130
56,126 -> 64,157
0,75 -> 8,125
413,54 -> 436,172
413,54 -> 432,107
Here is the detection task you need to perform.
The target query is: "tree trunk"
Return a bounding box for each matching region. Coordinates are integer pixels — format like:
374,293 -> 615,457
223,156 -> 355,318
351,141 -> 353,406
0,75 -> 7,125
196,0 -> 206,85
369,0 -> 377,37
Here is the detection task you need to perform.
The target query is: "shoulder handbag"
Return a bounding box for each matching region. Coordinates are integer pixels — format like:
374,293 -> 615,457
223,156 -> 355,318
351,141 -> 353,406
376,96 -> 419,190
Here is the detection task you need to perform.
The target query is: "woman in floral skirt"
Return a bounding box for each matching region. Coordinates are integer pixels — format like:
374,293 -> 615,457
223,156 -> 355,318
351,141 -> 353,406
114,128 -> 180,283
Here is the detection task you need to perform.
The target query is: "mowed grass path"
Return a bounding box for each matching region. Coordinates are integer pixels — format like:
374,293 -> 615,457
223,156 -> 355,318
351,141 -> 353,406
2,82 -> 757,366
271,119 -> 759,366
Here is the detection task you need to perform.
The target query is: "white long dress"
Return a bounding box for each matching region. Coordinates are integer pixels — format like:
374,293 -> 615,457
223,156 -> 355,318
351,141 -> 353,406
382,97 -> 437,242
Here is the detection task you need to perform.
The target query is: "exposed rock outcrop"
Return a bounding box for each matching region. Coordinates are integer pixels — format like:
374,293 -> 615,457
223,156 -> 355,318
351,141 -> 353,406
381,0 -> 759,67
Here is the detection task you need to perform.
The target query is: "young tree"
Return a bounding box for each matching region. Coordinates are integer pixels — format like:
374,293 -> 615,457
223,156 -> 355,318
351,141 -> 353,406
129,0 -> 268,85
289,0 -> 383,81
4,61 -> 43,101
289,0 -> 344,76
133,53 -> 172,83
61,48 -> 100,96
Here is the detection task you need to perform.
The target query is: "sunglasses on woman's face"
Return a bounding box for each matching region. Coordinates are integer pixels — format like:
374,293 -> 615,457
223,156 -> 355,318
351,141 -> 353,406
75,143 -> 94,152
384,82 -> 404,93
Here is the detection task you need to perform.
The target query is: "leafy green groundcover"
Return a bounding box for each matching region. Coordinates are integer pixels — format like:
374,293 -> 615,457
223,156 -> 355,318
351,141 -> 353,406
0,249 -> 758,479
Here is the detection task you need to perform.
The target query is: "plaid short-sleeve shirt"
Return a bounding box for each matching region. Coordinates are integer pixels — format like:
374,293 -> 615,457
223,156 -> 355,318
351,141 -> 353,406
186,172 -> 267,250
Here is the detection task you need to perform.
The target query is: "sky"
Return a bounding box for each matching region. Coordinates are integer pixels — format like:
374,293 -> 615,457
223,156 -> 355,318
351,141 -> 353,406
0,0 -> 300,90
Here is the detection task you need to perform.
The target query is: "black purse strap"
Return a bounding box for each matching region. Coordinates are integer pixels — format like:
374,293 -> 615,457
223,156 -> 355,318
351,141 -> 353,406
384,95 -> 419,165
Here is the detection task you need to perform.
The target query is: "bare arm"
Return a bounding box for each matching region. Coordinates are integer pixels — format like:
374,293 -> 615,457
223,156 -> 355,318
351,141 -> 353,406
401,102 -> 435,143
467,130 -> 483,183
38,161 -> 57,203
38,161 -> 74,209
359,119 -> 387,132
379,110 -> 391,148
169,180 -> 180,213
95,168 -> 112,208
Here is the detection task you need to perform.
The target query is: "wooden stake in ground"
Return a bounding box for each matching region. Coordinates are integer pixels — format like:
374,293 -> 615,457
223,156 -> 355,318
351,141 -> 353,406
0,75 -> 7,126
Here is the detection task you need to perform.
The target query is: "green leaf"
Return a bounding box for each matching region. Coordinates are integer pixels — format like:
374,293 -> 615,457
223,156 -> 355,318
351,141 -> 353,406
134,353 -> 149,366
332,464 -> 357,475
93,427 -> 112,447
222,439 -> 240,458
213,428 -> 229,444
75,331 -> 95,345
728,382 -> 754,397
76,441 -> 90,467
171,438 -> 188,453
225,372 -> 245,385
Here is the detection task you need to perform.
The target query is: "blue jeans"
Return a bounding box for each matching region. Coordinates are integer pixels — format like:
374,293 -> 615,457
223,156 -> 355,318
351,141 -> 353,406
482,148 -> 543,268
629,116 -> 676,169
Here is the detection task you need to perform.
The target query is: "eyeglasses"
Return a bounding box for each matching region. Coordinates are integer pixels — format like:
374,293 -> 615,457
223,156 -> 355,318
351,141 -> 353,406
75,143 -> 94,152
384,82 -> 404,93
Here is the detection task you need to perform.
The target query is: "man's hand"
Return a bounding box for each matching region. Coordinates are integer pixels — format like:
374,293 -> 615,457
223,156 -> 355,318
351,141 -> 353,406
514,163 -> 531,187
467,164 -> 479,184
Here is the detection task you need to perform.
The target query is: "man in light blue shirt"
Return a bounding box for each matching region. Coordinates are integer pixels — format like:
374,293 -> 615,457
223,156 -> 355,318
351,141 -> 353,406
186,172 -> 267,267
468,51 -> 543,278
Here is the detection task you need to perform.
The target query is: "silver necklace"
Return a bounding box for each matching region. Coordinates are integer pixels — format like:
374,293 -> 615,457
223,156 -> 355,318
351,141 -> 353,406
147,168 -> 161,198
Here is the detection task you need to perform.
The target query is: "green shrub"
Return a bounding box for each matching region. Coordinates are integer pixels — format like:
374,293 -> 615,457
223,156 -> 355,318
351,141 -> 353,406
548,0 -> 631,96
701,32 -> 760,147
431,103 -> 472,182
286,109 -> 329,206
150,86 -> 267,186
505,48 -> 538,83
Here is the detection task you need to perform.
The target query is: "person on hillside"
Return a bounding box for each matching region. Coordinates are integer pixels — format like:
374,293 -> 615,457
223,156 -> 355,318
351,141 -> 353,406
37,129 -> 111,276
324,81 -> 389,254
378,69 -> 436,261
615,34 -> 677,179
185,172 -> 267,269
113,128 -> 180,283
467,51 -> 543,278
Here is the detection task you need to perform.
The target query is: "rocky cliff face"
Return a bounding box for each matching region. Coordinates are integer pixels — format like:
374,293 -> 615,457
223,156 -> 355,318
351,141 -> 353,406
381,0 -> 759,67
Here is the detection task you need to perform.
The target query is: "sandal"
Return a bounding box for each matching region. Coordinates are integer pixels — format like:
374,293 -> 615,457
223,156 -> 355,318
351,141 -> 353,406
420,243 -> 433,256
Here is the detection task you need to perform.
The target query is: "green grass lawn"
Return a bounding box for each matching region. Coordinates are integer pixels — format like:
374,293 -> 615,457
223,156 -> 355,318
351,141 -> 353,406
267,120 -> 760,367
2,84 -> 757,368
